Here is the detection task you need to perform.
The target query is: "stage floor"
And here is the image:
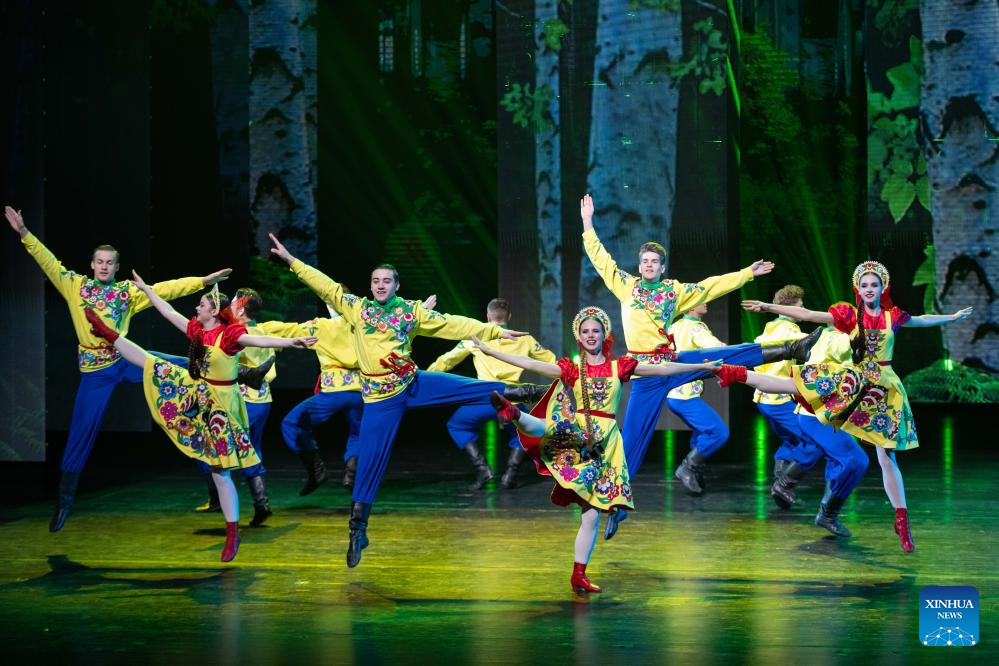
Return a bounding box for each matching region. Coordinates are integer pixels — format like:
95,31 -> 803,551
1,422 -> 997,663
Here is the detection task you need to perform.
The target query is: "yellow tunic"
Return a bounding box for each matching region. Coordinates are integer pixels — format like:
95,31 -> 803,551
258,315 -> 361,393
290,259 -> 504,402
238,321 -> 278,404
794,327 -> 854,419
666,316 -> 725,400
793,307 -> 917,450
582,228 -> 753,363
530,360 -> 634,511
427,332 -> 556,383
142,326 -> 260,470
21,232 -> 204,372
752,316 -> 806,405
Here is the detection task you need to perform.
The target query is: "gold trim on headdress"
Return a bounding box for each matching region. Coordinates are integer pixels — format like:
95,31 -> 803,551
210,282 -> 221,310
852,261 -> 890,290
572,306 -> 612,340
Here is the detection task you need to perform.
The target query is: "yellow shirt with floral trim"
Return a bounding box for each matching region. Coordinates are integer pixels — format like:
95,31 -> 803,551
22,232 -> 204,372
258,314 -> 361,394
427,331 -> 556,383
290,259 -> 504,402
752,316 -> 806,405
237,321 -> 279,404
666,316 -> 726,400
582,228 -> 753,363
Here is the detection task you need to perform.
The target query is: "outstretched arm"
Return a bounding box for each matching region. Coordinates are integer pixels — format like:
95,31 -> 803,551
237,334 -> 318,350
470,336 -> 560,377
270,232 -> 355,320
905,308 -> 972,328
634,359 -> 722,377
742,300 -> 834,324
580,195 -> 633,299
131,271 -> 189,333
5,205 -> 27,239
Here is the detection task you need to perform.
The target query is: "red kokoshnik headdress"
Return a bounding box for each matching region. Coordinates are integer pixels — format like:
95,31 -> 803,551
851,260 -> 894,310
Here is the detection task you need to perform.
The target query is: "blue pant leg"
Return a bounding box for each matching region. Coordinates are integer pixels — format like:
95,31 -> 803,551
405,371 -> 506,408
621,375 -> 672,475
239,402 -> 271,479
351,392 -> 409,505
758,402 -> 823,470
147,351 -> 189,368
342,393 -> 364,461
505,412 -> 524,450
796,414 -> 869,500
281,392 -> 339,453
60,363 -> 130,473
666,397 -> 730,457
446,403 -> 498,449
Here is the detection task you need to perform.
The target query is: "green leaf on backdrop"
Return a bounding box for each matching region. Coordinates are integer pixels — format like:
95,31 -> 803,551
542,18 -> 569,52
882,173 -> 915,222
912,243 -> 937,314
886,62 -> 919,110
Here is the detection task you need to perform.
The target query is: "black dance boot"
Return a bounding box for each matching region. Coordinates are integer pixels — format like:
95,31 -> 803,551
464,442 -> 494,489
502,383 -> 549,404
237,355 -> 276,391
247,475 -> 272,527
674,448 -> 707,495
298,449 -> 330,496
771,461 -> 809,509
346,501 -> 372,568
195,476 -> 221,513
814,483 -> 852,537
760,327 -> 822,364
342,456 -> 358,490
773,459 -> 789,479
500,447 -> 525,489
49,471 -> 81,532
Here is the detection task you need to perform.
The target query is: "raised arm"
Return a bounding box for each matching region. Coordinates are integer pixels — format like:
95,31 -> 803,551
129,268 -> 230,313
131,271 -> 189,333
270,233 -> 355,319
237,334 -> 318,349
470,336 -> 560,378
7,206 -> 79,300
580,195 -> 633,300
742,300 -> 833,324
904,308 -> 973,328
634,359 -> 722,377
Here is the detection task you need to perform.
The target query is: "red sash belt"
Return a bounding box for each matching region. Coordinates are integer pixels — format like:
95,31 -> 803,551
876,361 -> 891,366
205,378 -> 236,386
584,410 -> 615,419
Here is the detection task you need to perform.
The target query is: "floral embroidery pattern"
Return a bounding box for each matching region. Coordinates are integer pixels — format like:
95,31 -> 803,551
150,360 -> 256,464
320,368 -> 360,391
78,344 -> 121,370
359,298 -> 418,348
629,280 -> 679,329
77,278 -> 135,328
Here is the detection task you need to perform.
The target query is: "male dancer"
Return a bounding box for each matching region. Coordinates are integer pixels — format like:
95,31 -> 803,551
665,303 -> 730,495
269,234 -> 537,567
752,284 -> 822,508
578,195 -> 820,538
6,205 -> 231,531
428,298 -> 554,489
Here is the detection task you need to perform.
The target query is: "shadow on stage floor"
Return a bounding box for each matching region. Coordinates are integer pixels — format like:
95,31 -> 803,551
0,404 -> 996,662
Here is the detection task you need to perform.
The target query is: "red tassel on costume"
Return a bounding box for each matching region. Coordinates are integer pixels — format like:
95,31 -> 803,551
893,508 -> 915,553
84,307 -> 120,343
490,391 -> 521,426
570,562 -> 602,594
221,521 -> 240,562
716,364 -> 748,388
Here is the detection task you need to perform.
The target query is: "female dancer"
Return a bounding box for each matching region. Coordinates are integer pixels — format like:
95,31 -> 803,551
479,306 -> 720,593
84,273 -> 316,561
733,261 -> 971,552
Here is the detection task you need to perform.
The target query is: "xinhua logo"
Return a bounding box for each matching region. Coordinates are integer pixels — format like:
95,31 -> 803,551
919,586 -> 979,647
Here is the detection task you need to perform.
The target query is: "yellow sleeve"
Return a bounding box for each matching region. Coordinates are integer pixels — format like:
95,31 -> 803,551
581,228 -> 634,301
21,232 -> 78,302
427,340 -> 473,373
414,303 -> 503,342
258,319 -> 311,338
675,268 -> 754,316
691,324 -> 726,349
527,337 -> 558,364
129,276 -> 205,313
290,259 -> 358,323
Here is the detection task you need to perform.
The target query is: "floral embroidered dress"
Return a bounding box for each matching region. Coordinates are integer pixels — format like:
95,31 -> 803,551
141,319 -> 260,469
522,357 -> 638,511
792,303 -> 917,450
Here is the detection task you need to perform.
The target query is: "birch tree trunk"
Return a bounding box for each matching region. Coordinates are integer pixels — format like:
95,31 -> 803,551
536,0 -> 562,349
920,0 -> 999,370
581,0 -> 683,335
249,0 -> 317,264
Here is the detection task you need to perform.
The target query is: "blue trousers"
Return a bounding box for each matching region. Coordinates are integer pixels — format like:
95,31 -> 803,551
665,397 -> 730,457
796,414 -> 869,500
197,402 -> 270,478
281,390 -> 364,460
446,402 -> 523,450
622,343 -> 765,474
353,371 -> 505,504
757,401 -> 823,470
61,352 -> 186,474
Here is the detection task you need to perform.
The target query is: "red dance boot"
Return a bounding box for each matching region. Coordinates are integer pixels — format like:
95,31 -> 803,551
893,508 -> 915,553
490,390 -> 521,426
83,307 -> 119,342
570,562 -> 602,594
221,521 -> 241,562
